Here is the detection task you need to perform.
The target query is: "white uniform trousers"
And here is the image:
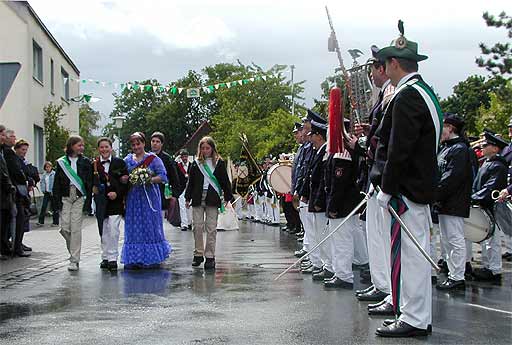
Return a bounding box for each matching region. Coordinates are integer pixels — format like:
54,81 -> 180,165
247,203 -> 255,219
101,215 -> 122,262
270,198 -> 280,224
366,192 -> 392,294
263,197 -> 271,222
330,215 -> 357,282
307,211 -> 323,268
254,196 -> 263,221
395,196 -> 432,330
179,191 -> 192,228
465,240 -> 473,262
353,218 -> 369,265
298,201 -> 311,251
233,195 -> 244,220
430,224 -> 439,278
481,232 -> 502,274
438,215 -> 466,281
313,212 -> 332,272
502,233 -> 512,253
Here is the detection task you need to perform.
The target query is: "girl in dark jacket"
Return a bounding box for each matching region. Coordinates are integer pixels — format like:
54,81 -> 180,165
53,135 -> 93,271
185,136 -> 233,269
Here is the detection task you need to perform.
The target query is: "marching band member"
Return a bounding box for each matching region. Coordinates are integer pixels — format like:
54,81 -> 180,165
471,131 -> 508,281
307,120 -> 333,281
434,114 -> 473,290
295,115 -> 316,272
177,149 -> 192,231
357,46 -> 394,304
497,117 -> 512,260
371,22 -> 442,337
323,87 -> 364,288
291,122 -> 308,257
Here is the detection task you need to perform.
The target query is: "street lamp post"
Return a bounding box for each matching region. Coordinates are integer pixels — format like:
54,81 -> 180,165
112,115 -> 126,157
290,65 -> 295,117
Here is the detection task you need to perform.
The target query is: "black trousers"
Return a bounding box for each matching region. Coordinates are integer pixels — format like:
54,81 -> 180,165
0,208 -> 11,255
38,192 -> 59,225
13,199 -> 26,254
282,198 -> 301,232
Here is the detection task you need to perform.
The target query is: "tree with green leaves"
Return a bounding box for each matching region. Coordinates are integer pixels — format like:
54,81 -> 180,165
440,75 -> 508,135
79,103 -> 100,158
43,102 -> 69,164
106,62 -> 303,159
476,79 -> 512,138
476,11 -> 512,76
211,64 -> 304,159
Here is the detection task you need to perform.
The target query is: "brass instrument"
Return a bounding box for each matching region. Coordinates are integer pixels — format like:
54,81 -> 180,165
347,50 -> 374,126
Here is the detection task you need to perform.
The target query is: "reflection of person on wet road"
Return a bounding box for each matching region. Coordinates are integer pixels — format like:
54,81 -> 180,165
53,136 -> 93,272
185,136 -> 233,270
92,137 -> 128,272
120,132 -> 170,269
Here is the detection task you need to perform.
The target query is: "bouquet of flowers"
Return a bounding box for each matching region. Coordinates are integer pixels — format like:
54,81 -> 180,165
129,166 -> 153,186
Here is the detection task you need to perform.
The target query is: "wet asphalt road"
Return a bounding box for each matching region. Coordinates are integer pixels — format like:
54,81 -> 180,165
0,218 -> 511,345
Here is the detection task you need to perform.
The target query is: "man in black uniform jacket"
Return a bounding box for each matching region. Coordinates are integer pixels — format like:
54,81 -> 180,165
471,131 -> 508,281
371,22 -> 442,337
150,132 -> 183,215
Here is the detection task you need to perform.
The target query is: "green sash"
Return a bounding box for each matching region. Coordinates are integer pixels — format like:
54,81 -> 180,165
57,156 -> 86,196
196,159 -> 225,213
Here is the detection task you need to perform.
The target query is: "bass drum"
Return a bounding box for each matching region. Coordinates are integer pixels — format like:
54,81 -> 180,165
464,206 -> 495,243
493,201 -> 512,236
267,164 -> 292,195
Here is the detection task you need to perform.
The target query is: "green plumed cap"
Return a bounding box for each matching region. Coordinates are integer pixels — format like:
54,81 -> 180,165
376,20 -> 428,62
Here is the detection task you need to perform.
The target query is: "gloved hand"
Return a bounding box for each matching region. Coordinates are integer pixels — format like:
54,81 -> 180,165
377,190 -> 392,209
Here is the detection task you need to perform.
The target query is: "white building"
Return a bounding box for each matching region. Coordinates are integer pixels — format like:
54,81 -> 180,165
0,1 -> 80,170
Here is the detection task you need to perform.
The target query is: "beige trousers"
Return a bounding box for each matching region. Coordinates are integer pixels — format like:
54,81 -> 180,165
192,206 -> 219,258
59,186 -> 85,263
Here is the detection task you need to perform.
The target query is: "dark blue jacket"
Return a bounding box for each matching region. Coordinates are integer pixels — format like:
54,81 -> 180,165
436,137 -> 473,217
472,155 -> 508,209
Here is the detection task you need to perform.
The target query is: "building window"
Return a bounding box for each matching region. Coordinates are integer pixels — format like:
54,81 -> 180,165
50,59 -> 55,94
61,67 -> 69,101
33,40 -> 43,83
34,125 -> 44,171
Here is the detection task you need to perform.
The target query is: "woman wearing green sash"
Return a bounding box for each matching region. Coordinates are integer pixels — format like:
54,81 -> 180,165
53,135 -> 93,271
185,136 -> 233,269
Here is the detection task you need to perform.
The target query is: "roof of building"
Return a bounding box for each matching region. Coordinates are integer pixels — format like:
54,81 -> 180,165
178,121 -> 213,155
14,1 -> 80,75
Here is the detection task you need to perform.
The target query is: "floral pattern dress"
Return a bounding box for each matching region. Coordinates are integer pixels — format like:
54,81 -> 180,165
122,153 -> 171,266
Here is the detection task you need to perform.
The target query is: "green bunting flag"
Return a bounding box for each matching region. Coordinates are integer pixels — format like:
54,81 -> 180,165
67,74 -> 271,97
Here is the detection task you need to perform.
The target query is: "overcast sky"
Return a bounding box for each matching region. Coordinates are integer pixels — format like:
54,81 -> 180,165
30,0 -> 509,129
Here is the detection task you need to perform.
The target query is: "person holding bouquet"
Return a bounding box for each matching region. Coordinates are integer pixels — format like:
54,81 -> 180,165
185,136 -> 233,270
120,132 -> 170,269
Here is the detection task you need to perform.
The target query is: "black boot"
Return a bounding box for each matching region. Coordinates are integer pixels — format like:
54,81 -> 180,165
100,260 -> 108,269
204,258 -> 216,270
192,256 -> 204,267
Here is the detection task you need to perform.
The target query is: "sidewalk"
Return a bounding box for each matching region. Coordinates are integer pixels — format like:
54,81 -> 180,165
0,216 -> 100,288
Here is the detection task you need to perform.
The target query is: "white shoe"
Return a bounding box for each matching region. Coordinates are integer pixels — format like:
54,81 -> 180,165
67,262 -> 79,271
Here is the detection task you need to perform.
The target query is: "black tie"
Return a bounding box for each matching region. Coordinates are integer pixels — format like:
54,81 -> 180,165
101,160 -> 110,165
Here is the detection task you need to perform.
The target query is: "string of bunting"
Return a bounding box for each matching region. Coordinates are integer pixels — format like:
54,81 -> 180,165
63,75 -> 270,97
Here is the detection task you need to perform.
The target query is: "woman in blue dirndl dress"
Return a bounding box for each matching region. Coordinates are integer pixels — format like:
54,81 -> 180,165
121,132 -> 171,268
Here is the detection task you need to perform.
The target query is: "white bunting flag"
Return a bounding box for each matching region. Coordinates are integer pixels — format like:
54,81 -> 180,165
261,75 -> 267,81
178,88 -> 184,94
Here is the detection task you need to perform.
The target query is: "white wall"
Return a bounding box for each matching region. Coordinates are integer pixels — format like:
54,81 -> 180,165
0,1 -> 79,167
